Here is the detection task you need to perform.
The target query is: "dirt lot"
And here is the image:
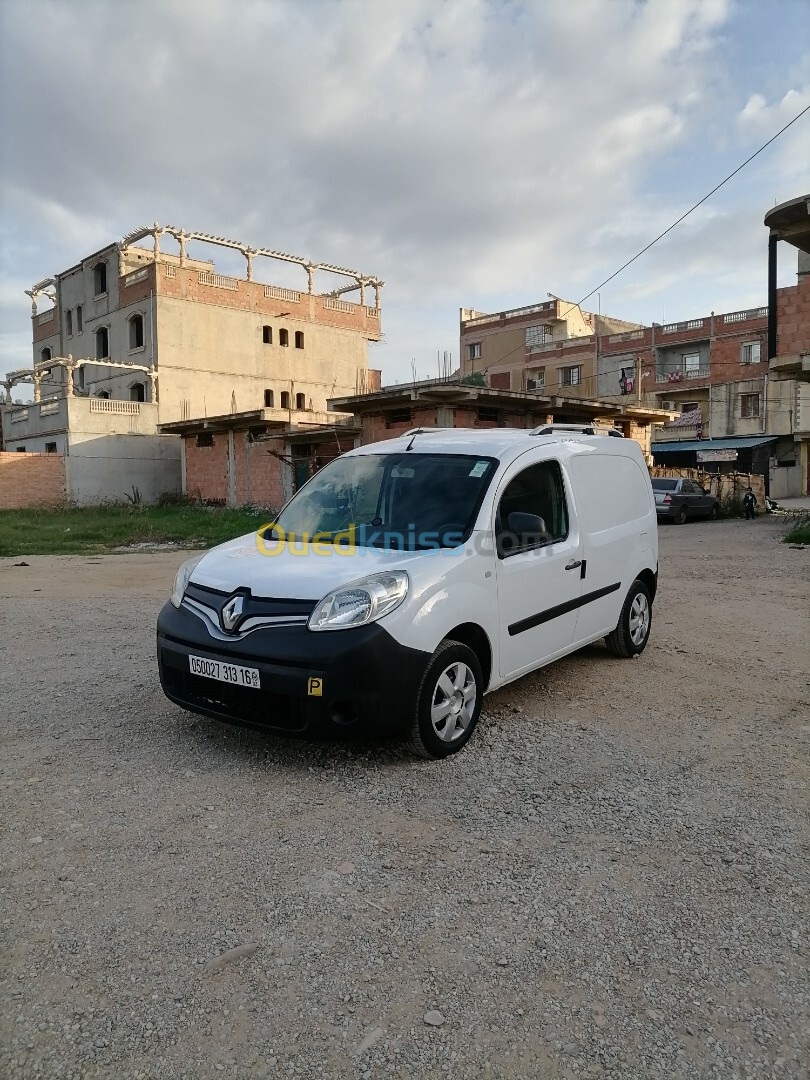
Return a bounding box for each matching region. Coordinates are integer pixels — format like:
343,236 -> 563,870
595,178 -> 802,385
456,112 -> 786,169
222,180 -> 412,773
1,518 -> 808,1080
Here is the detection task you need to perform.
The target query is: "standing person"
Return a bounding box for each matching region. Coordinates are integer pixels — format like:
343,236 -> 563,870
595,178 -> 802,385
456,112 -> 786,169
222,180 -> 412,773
743,486 -> 757,520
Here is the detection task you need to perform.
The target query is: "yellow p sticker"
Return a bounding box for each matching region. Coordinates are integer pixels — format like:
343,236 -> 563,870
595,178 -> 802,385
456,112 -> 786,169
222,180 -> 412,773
308,677 -> 323,697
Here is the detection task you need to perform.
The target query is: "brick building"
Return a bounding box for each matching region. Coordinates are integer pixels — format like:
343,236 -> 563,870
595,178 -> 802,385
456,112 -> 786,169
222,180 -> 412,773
459,200 -> 810,497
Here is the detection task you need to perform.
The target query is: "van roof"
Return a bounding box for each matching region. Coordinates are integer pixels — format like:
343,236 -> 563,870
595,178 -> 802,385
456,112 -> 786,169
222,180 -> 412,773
350,425 -> 636,463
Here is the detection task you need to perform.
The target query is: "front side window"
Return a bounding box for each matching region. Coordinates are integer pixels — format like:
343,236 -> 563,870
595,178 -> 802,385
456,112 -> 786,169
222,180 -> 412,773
269,453 -> 498,550
497,460 -> 568,557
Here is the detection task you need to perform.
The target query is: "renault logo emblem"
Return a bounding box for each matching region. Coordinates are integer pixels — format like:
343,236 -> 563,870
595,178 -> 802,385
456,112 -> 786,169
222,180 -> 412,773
220,595 -> 244,632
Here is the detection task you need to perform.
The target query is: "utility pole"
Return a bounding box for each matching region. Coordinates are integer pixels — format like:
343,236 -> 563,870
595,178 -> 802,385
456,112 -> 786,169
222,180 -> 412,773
635,354 -> 643,404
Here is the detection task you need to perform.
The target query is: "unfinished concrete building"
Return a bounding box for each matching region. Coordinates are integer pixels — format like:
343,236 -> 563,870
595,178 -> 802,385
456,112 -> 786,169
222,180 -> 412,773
1,224 -> 383,502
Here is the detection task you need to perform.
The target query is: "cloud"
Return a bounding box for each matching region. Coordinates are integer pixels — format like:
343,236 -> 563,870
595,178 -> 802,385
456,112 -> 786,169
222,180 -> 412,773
0,0 -> 807,383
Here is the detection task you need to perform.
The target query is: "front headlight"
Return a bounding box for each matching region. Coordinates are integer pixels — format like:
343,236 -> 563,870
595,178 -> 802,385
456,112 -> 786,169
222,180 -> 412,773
308,571 -> 409,632
170,553 -> 205,608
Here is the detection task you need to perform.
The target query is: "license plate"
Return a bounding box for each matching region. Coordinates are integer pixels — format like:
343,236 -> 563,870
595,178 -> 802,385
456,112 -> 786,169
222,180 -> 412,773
189,654 -> 260,689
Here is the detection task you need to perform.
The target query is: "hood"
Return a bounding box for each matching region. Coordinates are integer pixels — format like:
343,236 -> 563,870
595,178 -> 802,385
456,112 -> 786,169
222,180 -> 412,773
189,530 -> 448,600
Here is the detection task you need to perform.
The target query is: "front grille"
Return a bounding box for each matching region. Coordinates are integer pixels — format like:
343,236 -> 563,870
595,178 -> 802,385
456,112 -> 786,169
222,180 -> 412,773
163,664 -> 306,731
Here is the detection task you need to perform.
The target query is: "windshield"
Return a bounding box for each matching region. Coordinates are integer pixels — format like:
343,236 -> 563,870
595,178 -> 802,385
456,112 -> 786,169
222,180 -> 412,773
651,479 -> 679,491
269,453 -> 498,549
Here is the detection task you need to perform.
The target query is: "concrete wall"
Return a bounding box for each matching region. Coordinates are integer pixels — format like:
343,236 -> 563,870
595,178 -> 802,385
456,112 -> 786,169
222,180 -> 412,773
65,432 -> 180,505
0,451 -> 66,508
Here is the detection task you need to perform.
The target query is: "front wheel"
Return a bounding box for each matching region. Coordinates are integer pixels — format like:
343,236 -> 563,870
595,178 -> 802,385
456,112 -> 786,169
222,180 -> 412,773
674,506 -> 687,525
605,580 -> 652,658
408,640 -> 483,759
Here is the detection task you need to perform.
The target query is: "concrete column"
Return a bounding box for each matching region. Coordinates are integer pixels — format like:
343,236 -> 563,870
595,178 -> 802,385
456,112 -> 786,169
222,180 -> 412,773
180,436 -> 187,495
373,283 -> 380,309
306,266 -> 315,294
227,429 -> 237,507
359,280 -> 366,306
178,231 -> 187,265
33,373 -> 41,402
245,250 -> 254,282
768,233 -> 778,360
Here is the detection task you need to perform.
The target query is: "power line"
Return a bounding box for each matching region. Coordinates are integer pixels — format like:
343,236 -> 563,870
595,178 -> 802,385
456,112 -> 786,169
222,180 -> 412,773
476,101 -> 810,375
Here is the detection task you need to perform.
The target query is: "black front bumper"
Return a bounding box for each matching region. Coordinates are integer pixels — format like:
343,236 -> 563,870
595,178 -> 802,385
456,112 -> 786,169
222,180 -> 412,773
157,601 -> 431,739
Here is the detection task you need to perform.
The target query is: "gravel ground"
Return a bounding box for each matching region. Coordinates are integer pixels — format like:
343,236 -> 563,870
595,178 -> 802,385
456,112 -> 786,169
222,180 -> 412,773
1,518 -> 808,1080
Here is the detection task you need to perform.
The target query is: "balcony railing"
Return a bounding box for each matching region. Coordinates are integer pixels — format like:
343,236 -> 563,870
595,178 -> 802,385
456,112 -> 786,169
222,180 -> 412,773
722,307 -> 767,324
656,367 -> 710,383
89,399 -> 141,415
661,319 -> 706,334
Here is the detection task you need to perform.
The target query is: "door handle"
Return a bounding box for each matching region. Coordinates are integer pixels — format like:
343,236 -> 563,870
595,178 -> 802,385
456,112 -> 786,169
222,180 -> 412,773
565,560 -> 582,571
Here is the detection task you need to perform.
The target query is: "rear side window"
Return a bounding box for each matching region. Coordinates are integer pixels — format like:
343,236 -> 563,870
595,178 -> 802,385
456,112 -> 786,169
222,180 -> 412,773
569,454 -> 652,531
497,460 -> 568,557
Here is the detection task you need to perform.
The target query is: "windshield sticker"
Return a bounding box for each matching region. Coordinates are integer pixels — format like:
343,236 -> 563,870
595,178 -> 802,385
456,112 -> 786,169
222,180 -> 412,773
469,461 -> 489,477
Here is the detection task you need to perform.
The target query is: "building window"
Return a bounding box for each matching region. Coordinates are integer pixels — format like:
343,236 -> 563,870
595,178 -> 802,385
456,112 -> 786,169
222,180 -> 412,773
477,406 -> 500,423
682,352 -> 701,376
40,347 -> 52,363
740,342 -> 761,365
295,331 -> 304,349
740,393 -> 760,418
264,389 -> 274,407
468,342 -> 481,361
280,390 -> 291,408
196,432 -> 214,448
525,325 -> 552,347
279,329 -> 289,347
93,261 -> 107,296
386,408 -> 412,426
95,389 -> 110,399
130,382 -> 145,402
263,325 -> 273,344
45,442 -> 57,454
17,446 -> 26,452
76,305 -> 83,332
559,365 -> 582,387
66,310 -> 73,336
95,327 -> 109,359
527,369 -> 545,390
680,401 -> 699,414
76,367 -> 86,390
128,314 -> 144,350
295,392 -> 306,410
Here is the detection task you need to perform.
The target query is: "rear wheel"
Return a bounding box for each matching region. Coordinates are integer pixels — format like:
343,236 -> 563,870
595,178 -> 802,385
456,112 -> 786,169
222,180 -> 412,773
711,503 -> 720,520
605,580 -> 652,658
674,506 -> 687,525
407,640 -> 483,759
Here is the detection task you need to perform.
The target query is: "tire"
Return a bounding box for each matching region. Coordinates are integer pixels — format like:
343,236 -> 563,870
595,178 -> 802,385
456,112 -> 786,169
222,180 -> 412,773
407,640 -> 483,759
674,506 -> 687,525
711,503 -> 720,520
605,580 -> 652,658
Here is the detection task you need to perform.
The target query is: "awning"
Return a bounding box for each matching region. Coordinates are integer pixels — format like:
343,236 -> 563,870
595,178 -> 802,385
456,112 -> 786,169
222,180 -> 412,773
651,435 -> 778,454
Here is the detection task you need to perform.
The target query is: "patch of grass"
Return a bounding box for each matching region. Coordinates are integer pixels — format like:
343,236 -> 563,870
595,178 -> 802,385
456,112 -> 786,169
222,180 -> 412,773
783,522 -> 810,545
0,504 -> 276,557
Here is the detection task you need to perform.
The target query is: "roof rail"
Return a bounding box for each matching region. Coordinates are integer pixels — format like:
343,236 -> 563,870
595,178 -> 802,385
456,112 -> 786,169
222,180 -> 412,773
530,423 -> 624,438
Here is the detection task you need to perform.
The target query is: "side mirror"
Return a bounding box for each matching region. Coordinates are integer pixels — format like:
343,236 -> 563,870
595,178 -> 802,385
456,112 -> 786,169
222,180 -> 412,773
507,512 -> 549,547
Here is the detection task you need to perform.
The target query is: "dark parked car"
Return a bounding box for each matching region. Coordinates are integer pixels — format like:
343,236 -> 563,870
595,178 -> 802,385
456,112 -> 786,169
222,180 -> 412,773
652,477 -> 720,524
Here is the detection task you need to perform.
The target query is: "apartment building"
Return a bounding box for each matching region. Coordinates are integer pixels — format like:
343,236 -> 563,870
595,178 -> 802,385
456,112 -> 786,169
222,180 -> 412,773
461,216 -> 809,496
2,224 -> 382,502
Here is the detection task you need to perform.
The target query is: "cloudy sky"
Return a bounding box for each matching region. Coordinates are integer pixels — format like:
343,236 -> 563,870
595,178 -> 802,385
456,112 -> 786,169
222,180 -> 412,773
1,0 -> 808,387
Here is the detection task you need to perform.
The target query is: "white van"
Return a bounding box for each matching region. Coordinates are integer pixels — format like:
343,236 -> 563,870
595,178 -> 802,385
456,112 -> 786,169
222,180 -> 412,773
157,425 -> 658,758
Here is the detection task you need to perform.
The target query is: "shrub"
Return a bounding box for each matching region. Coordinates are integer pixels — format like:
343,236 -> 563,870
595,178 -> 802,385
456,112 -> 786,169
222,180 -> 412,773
783,523 -> 810,545
719,492 -> 744,518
